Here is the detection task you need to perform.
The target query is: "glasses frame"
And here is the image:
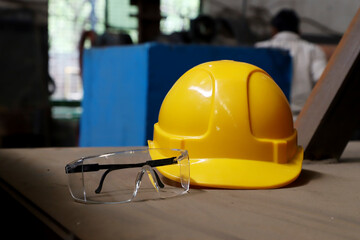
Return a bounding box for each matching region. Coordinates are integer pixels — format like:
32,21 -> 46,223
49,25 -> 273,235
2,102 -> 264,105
65,148 -> 189,204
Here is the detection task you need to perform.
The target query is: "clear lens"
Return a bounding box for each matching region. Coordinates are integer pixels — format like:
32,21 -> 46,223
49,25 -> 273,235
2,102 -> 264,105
66,148 -> 189,204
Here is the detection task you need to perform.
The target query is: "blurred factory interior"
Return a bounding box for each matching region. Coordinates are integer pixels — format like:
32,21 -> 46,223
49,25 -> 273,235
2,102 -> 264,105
0,0 -> 359,148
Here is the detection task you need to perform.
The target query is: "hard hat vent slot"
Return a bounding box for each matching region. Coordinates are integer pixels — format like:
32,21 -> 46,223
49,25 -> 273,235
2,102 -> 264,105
248,71 -> 294,139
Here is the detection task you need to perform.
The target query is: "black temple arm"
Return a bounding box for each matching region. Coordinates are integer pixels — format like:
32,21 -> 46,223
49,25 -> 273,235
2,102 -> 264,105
95,169 -> 112,194
65,157 -> 177,174
65,163 -> 100,173
146,157 -> 177,167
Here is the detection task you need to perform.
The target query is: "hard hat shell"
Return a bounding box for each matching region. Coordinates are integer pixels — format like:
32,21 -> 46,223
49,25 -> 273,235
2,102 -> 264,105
148,60 -> 303,189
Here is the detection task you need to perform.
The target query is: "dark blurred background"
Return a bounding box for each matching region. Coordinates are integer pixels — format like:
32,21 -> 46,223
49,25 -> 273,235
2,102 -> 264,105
0,0 -> 358,148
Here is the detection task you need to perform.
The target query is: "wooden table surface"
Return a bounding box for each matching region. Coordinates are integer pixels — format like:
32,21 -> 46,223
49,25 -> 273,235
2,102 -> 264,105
0,142 -> 359,240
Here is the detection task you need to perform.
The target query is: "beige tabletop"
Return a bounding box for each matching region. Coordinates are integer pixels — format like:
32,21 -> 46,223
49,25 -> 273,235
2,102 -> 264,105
0,142 -> 359,240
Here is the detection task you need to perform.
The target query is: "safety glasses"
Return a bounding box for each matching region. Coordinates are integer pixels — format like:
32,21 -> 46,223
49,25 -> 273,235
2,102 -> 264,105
65,148 -> 190,204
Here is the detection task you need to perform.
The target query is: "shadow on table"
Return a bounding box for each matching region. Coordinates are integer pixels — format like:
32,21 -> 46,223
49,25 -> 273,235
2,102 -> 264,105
286,169 -> 323,188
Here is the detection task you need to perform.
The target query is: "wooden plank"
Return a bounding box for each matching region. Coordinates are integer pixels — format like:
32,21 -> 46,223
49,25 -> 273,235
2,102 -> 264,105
295,8 -> 360,160
0,146 -> 360,239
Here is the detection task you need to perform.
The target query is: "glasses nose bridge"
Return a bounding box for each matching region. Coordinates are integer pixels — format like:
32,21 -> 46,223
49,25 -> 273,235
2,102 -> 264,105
133,165 -> 161,200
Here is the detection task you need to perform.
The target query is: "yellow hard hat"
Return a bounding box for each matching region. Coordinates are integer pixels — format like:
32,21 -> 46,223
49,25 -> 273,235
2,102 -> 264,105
148,60 -> 303,189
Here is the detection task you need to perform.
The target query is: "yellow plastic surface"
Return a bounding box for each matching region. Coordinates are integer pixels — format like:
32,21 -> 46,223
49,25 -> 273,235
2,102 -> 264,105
148,60 -> 303,189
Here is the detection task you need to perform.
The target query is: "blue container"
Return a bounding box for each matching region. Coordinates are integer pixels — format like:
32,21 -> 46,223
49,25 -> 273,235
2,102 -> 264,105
80,43 -> 292,147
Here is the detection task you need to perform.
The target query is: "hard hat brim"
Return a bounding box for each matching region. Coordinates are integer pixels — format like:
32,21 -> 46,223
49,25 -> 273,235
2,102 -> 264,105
149,141 -> 303,189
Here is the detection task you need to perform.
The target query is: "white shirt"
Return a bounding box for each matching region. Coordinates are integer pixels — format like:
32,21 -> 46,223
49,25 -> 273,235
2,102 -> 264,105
255,32 -> 327,117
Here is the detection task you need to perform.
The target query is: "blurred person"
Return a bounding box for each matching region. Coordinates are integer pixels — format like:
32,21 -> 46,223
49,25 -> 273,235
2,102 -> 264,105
255,9 -> 327,119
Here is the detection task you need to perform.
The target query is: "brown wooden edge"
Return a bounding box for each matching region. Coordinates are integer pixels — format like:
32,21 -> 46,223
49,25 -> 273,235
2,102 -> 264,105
295,7 -> 360,160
